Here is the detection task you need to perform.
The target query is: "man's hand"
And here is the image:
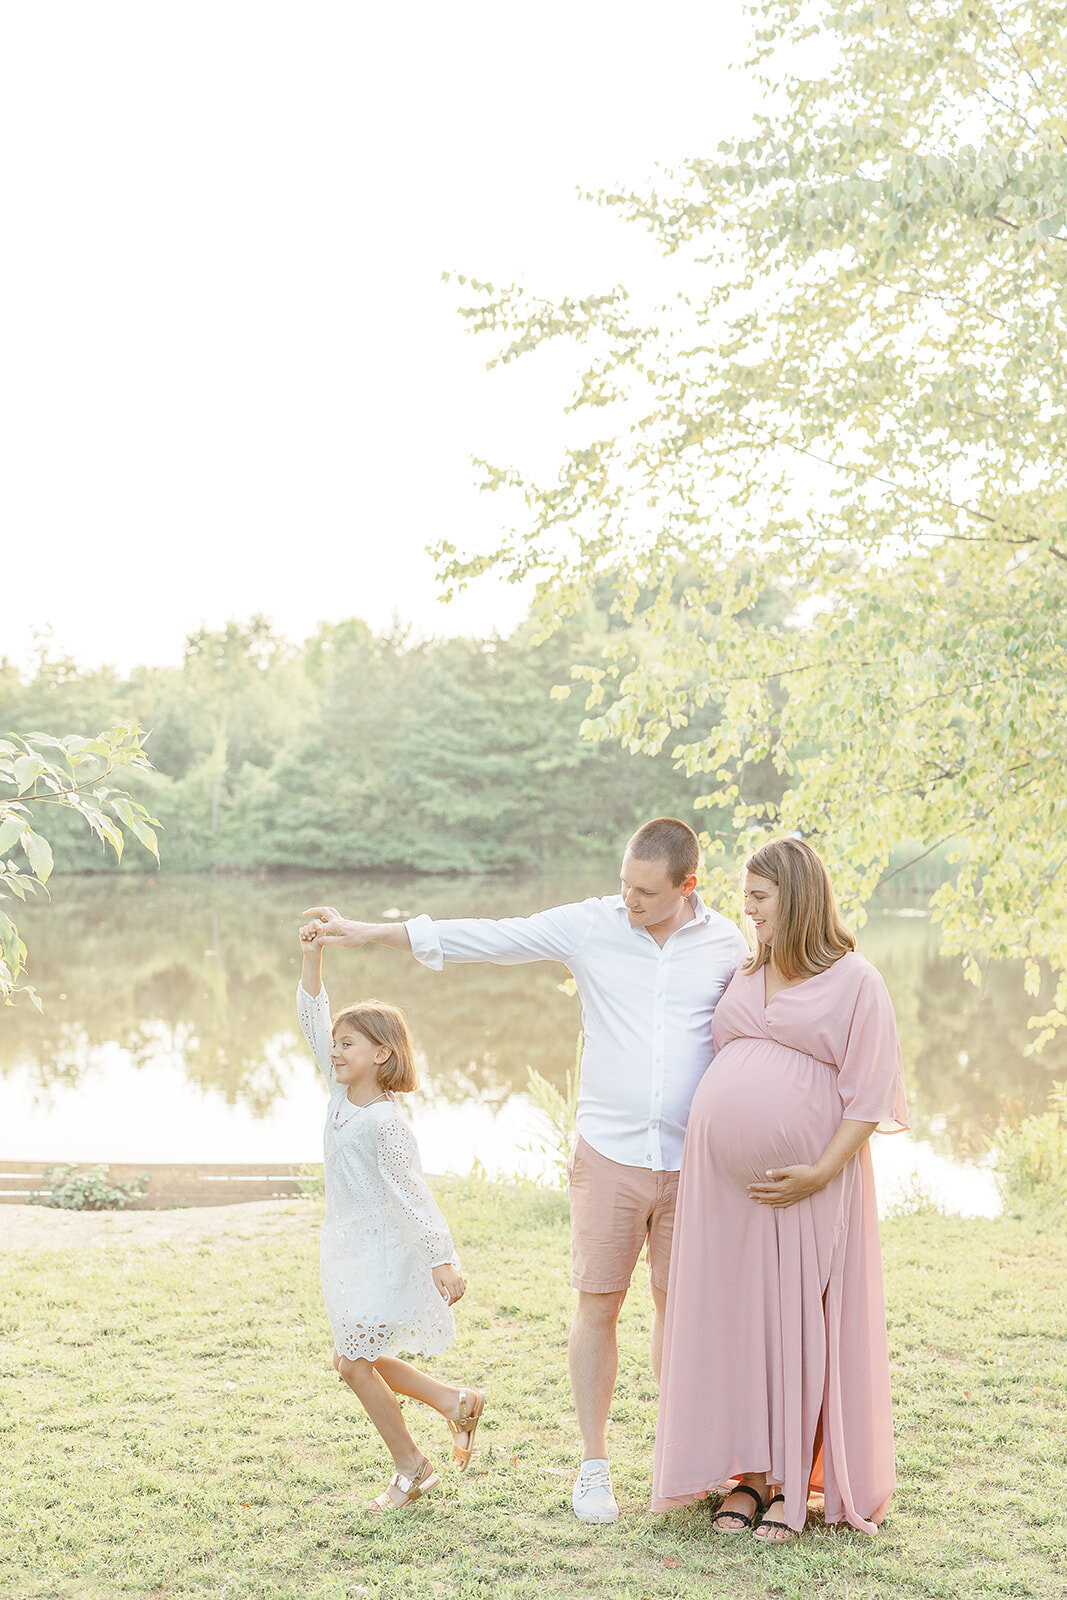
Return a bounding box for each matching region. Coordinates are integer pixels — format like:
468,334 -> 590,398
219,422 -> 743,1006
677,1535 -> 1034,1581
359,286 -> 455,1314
302,907 -> 378,947
432,1264 -> 466,1305
301,908 -> 413,953
747,1164 -> 824,1208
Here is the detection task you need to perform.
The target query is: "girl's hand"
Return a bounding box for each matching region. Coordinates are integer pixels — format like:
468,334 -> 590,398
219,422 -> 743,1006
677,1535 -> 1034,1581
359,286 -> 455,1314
432,1264 -> 466,1306
747,1164 -> 824,1208
299,921 -> 323,947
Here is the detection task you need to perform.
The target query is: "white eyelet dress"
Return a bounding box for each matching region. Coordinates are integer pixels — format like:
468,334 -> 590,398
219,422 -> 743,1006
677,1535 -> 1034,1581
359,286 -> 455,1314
297,983 -> 458,1362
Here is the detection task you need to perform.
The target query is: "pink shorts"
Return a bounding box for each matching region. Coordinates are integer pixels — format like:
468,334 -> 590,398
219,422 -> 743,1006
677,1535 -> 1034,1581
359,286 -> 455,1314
567,1135 -> 679,1294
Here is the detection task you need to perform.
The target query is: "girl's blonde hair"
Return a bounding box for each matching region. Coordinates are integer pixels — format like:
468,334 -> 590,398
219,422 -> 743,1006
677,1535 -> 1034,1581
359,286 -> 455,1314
741,835 -> 855,981
331,999 -> 418,1093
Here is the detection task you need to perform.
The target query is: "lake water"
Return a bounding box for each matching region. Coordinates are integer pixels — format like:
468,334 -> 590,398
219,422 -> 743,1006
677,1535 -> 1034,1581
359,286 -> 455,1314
3,871 -> 1064,1216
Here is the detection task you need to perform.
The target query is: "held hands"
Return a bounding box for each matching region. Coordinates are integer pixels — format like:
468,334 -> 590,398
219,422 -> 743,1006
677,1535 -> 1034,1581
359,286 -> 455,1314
432,1264 -> 466,1306
747,1164 -> 825,1208
302,906 -> 376,947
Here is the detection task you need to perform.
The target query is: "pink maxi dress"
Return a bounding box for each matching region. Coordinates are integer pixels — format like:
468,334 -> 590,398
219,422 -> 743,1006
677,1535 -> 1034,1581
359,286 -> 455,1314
651,951 -> 908,1534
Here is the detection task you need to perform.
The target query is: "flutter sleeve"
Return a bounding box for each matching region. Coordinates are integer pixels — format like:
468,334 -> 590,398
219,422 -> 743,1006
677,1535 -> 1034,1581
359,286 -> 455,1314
377,1114 -> 457,1269
836,964 -> 909,1133
297,982 -> 335,1086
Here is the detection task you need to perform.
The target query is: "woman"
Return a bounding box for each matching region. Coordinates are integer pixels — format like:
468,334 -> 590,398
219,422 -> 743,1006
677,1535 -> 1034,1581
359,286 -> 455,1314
651,836 -> 907,1540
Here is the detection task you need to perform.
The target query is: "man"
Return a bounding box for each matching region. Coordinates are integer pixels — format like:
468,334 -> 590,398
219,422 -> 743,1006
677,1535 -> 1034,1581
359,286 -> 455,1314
304,816 -> 747,1523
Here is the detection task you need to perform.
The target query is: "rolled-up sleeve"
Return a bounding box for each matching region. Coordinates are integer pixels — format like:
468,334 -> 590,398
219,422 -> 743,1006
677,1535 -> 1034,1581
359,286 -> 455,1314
405,901 -> 596,971
406,914 -> 444,971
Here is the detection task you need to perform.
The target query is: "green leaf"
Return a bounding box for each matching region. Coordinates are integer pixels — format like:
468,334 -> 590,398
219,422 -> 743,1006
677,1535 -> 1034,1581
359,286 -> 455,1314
0,815 -> 27,856
20,829 -> 54,882
108,797 -> 160,862
12,756 -> 44,794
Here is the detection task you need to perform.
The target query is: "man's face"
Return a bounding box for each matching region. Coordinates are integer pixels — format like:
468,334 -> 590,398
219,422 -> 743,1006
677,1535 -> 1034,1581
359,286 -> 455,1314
619,849 -> 691,929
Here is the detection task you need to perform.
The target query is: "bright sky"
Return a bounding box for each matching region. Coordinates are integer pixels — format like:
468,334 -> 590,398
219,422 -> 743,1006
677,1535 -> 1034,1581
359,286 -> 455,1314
2,1 -> 759,675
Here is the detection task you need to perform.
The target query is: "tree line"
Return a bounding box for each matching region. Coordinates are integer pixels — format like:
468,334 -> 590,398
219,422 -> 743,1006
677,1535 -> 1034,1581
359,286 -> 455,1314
0,605 -> 733,877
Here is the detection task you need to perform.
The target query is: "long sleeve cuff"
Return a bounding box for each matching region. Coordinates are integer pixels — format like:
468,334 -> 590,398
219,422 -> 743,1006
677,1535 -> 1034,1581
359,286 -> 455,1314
406,914 -> 443,971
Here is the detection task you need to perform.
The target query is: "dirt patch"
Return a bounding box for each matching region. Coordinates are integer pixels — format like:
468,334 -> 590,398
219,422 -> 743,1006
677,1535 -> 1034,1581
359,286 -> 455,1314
0,1198 -> 319,1253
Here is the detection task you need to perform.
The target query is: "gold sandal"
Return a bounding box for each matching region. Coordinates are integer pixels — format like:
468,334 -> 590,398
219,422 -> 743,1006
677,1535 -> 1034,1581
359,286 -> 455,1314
446,1388 -> 486,1472
366,1455 -> 440,1512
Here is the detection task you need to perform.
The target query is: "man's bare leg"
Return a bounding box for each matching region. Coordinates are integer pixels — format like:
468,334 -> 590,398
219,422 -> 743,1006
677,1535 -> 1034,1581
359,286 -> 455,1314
568,1288 -> 627,1521
569,1288 -> 627,1460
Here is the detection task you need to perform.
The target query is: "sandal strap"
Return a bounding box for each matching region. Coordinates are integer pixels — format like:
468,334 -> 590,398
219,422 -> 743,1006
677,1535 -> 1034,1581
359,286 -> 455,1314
725,1484 -> 764,1511
712,1483 -> 764,1528
455,1388 -> 482,1428
391,1458 -> 430,1497
765,1493 -> 785,1508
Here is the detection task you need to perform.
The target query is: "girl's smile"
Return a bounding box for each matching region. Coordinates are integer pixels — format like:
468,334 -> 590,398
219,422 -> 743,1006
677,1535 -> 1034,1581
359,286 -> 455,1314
331,1025 -> 390,1103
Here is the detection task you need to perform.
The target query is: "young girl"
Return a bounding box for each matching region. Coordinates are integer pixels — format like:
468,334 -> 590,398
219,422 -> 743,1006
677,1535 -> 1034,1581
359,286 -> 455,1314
297,919 -> 486,1512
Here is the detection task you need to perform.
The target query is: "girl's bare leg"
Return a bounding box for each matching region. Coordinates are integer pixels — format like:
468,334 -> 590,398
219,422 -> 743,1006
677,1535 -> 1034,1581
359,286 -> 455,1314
334,1351 -> 426,1504
372,1354 -> 466,1420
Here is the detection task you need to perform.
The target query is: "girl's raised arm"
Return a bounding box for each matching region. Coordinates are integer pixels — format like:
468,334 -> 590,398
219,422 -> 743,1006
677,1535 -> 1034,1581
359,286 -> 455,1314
297,925 -> 335,1084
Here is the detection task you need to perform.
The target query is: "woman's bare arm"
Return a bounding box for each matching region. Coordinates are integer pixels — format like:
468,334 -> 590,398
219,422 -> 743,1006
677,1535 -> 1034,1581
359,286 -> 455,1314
747,1118 -> 878,1208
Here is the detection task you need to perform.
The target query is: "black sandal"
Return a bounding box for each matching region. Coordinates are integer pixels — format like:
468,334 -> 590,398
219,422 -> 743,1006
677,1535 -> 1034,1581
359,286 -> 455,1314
752,1492 -> 797,1541
711,1483 -> 765,1532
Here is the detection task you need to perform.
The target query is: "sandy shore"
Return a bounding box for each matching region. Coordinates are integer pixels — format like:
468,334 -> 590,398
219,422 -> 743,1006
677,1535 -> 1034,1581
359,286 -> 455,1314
0,1198 -> 317,1252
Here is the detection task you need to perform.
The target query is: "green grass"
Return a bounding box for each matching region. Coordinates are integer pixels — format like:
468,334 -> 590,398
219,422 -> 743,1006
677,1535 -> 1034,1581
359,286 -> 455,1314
1,1182 -> 1064,1600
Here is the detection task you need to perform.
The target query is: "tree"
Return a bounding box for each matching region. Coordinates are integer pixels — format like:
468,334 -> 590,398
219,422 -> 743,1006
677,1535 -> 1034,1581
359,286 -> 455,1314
0,725 -> 160,1006
441,0 -> 1067,1043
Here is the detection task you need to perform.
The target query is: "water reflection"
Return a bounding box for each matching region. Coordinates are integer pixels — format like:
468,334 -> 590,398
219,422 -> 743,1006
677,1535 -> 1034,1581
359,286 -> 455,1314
4,873 -> 1064,1183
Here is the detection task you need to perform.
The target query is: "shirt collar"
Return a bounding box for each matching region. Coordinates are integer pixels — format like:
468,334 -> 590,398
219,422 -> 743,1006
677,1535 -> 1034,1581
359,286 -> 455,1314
610,889 -> 712,927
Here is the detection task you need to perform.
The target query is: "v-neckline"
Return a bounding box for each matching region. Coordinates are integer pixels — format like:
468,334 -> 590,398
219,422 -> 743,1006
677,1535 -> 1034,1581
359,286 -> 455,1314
762,958 -> 841,1014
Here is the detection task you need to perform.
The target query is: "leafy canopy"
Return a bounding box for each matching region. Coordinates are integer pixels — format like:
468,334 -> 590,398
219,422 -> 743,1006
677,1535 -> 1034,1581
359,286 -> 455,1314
440,0 -> 1067,1044
0,725 -> 160,1007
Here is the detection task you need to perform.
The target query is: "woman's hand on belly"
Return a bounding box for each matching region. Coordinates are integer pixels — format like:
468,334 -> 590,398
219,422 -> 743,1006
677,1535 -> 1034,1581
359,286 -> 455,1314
747,1119 -> 878,1208
747,1164 -> 824,1208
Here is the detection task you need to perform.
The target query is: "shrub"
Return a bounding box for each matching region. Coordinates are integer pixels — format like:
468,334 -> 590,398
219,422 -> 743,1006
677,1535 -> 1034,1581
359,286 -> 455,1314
28,1164 -> 150,1211
295,1162 -> 324,1198
526,1055 -> 579,1190
990,1082 -> 1067,1215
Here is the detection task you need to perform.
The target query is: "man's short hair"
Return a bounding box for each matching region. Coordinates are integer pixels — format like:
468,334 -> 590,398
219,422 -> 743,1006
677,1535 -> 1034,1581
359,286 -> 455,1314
626,817 -> 700,886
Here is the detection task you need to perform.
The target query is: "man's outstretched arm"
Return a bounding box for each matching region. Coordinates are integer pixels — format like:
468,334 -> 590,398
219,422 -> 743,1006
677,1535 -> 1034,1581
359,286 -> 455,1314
302,900 -> 594,971
302,905 -> 412,952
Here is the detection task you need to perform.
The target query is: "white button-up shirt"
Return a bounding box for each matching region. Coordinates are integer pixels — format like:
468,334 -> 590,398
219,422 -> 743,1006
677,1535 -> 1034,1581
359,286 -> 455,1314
406,894 -> 748,1172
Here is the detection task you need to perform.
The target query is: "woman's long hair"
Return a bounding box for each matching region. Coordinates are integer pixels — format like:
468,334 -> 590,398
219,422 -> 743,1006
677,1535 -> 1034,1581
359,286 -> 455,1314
741,836 -> 855,980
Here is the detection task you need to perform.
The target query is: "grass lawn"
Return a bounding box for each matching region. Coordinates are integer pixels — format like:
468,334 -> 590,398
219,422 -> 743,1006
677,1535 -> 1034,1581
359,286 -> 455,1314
1,1179 -> 1064,1600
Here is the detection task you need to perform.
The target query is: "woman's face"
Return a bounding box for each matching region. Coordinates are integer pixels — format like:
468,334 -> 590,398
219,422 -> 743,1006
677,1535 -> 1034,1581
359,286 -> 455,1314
743,872 -> 780,946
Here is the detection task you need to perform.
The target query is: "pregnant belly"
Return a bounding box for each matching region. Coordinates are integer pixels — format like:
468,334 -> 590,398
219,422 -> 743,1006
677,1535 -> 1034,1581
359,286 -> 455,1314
690,1038 -> 841,1185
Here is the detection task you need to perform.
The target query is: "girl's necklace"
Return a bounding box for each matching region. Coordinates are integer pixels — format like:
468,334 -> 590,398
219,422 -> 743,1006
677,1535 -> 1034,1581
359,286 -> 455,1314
333,1090 -> 388,1131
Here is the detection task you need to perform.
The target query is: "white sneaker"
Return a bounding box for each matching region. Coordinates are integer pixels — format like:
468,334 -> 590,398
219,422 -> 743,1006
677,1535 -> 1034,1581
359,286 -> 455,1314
571,1458 -> 619,1523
